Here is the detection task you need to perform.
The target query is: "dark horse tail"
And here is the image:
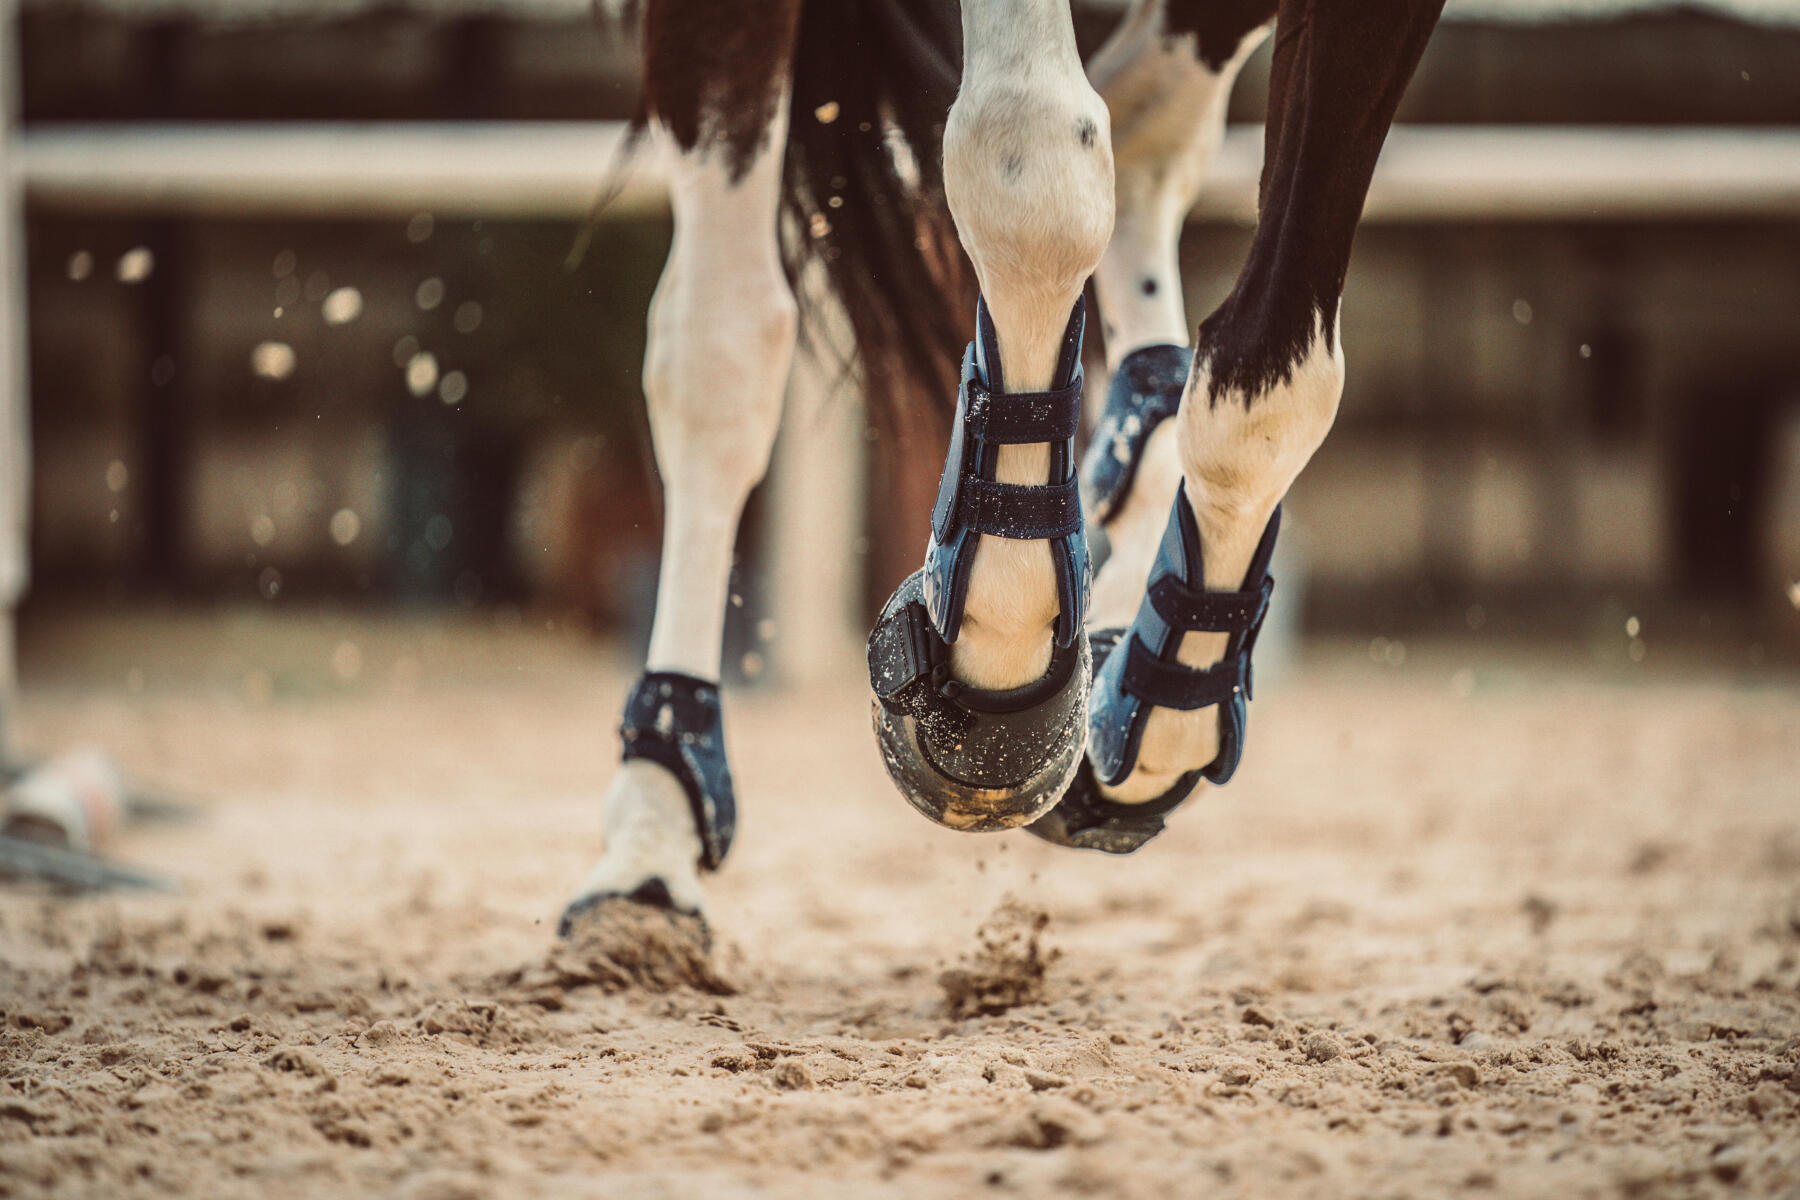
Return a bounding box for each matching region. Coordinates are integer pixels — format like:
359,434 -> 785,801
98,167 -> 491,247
781,0 -> 971,428
617,0 -> 970,429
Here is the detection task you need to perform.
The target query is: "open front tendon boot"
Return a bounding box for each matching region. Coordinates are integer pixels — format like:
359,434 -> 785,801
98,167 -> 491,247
1030,486 -> 1279,853
867,298 -> 1092,831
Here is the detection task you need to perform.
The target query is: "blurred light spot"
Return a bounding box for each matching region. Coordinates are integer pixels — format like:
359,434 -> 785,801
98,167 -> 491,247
741,651 -> 765,679
809,213 -> 831,239
405,352 -> 439,397
757,618 -> 777,642
272,250 -> 298,278
1385,640 -> 1406,667
1368,637 -> 1387,662
331,640 -> 363,683
730,592 -> 743,608
1579,343 -> 1592,359
322,286 -> 364,326
304,271 -> 331,303
438,371 -> 468,406
813,101 -> 839,124
250,515 -> 276,547
330,508 -> 362,547
406,213 -> 435,243
272,480 -> 300,516
108,509 -> 119,524
425,514 -> 454,551
67,251 -> 94,281
275,276 -> 302,306
392,335 -> 420,368
1511,299 -> 1533,326
827,195 -> 844,209
149,356 -> 176,387
415,277 -> 446,311
252,341 -> 297,381
105,460 -> 129,493
116,247 -> 155,284
453,301 -> 483,334
1625,615 -> 1641,638
1628,639 -> 1646,663
1450,668 -> 1474,698
1788,581 -> 1800,610
257,566 -> 282,600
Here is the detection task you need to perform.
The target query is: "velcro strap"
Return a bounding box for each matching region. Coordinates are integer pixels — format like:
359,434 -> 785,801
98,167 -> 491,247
1120,635 -> 1246,711
965,381 -> 1082,445
868,602 -> 943,699
961,475 -> 1081,540
1148,575 -> 1274,634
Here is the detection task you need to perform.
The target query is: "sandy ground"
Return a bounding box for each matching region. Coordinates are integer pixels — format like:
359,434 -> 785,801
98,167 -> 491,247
2,607 -> 1798,1199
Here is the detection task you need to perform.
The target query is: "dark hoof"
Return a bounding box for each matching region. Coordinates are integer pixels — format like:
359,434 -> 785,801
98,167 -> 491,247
1025,759 -> 1201,854
557,876 -> 706,945
868,571 -> 1091,833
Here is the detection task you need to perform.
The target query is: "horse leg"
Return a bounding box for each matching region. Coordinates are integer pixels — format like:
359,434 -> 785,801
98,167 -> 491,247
1084,0 -> 1275,638
867,0 -> 1115,829
562,0 -> 800,930
1036,0 -> 1443,849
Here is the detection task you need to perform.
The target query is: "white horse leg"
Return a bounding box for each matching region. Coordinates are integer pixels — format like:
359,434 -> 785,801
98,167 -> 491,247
1085,0 -> 1272,636
940,0 -> 1115,691
1097,0 -> 1442,804
565,110 -> 796,921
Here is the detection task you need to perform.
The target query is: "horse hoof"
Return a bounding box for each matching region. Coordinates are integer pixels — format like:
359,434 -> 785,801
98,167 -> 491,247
558,876 -> 698,939
869,570 -> 1090,831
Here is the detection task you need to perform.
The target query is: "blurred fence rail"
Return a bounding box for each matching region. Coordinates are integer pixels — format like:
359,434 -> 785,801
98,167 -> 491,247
14,122 -> 1800,221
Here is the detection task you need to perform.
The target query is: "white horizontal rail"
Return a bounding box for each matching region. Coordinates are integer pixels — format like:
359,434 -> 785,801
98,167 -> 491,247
13,121 -> 1800,222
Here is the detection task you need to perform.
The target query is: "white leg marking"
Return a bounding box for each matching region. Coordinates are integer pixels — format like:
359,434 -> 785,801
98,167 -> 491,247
642,126 -> 797,680
1101,314 -> 1344,802
573,115 -> 796,914
1087,4 -> 1268,369
943,0 -> 1115,690
1086,4 -> 1269,634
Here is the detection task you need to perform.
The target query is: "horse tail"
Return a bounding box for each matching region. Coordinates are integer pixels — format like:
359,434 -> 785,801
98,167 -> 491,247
781,0 -> 971,432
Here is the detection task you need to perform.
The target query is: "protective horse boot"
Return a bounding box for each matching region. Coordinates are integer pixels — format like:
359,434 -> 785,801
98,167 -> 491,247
556,670 -> 735,936
867,297 -> 1091,831
1029,350 -> 1279,853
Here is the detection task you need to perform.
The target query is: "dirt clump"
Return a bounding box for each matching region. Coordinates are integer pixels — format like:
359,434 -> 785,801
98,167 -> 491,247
938,898 -> 1058,1018
537,897 -> 734,996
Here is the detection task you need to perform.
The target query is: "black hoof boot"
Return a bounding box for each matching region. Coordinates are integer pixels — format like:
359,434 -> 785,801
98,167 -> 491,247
1029,488 -> 1280,853
867,297 -> 1091,831
557,672 -> 733,938
1081,343 -> 1192,528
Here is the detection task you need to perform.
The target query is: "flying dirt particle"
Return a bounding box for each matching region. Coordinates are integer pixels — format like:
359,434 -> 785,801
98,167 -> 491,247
938,898 -> 1058,1019
1522,894 -> 1558,935
545,899 -> 734,996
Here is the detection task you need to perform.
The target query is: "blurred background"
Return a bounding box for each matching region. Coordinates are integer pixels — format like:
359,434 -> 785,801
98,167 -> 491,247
4,0 -> 1799,703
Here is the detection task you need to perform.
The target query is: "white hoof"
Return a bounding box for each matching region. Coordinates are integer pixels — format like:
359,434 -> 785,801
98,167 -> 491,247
559,760 -> 707,935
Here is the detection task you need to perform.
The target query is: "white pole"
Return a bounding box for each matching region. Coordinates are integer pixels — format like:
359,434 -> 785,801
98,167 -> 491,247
0,0 -> 28,747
